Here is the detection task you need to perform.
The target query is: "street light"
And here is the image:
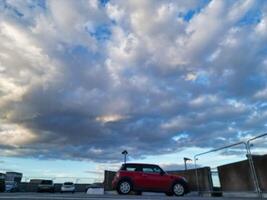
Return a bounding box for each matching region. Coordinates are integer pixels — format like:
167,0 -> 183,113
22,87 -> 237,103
184,157 -> 192,170
121,150 -> 128,164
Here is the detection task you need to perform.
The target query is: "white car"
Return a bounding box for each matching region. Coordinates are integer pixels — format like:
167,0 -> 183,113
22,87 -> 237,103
61,182 -> 75,193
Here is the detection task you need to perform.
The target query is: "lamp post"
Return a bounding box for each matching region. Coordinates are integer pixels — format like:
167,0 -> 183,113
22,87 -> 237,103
184,157 -> 192,170
121,150 -> 128,164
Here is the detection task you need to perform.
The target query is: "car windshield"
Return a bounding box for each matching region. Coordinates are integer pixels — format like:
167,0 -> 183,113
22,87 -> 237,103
5,181 -> 15,185
120,164 -> 141,171
41,180 -> 52,184
64,182 -> 73,185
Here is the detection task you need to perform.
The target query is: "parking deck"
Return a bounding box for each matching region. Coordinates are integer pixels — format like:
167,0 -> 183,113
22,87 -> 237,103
0,193 -> 260,200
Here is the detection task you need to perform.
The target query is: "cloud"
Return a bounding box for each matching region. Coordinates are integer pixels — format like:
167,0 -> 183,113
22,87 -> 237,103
0,0 -> 267,162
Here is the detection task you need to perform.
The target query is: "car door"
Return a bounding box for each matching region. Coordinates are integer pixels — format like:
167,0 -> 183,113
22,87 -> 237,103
151,166 -> 171,191
139,165 -> 154,190
127,165 -> 143,190
141,165 -> 170,191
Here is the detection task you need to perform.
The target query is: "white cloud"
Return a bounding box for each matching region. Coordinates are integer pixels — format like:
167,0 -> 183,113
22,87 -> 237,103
0,123 -> 36,146
96,114 -> 127,123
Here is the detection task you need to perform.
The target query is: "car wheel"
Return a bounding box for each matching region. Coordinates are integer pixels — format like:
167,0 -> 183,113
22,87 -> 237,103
117,180 -> 132,195
172,182 -> 185,196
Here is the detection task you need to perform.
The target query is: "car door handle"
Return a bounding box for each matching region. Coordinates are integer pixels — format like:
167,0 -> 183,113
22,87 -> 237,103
142,174 -> 148,177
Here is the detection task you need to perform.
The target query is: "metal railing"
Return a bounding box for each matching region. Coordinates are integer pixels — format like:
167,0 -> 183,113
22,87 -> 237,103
194,133 -> 267,198
247,133 -> 267,198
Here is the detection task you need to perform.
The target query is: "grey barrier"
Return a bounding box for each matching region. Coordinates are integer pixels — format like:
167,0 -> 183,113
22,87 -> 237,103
194,133 -> 267,199
103,170 -> 116,191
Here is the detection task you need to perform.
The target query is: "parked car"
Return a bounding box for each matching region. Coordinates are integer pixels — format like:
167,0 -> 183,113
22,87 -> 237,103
37,180 -> 55,193
61,182 -> 75,193
112,163 -> 190,196
0,178 -> 5,192
5,181 -> 18,192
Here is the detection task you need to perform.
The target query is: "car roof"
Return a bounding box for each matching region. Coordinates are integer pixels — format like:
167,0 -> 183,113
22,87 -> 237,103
123,163 -> 159,166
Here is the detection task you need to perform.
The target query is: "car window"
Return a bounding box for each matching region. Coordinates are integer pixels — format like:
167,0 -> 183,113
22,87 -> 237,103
121,164 -> 141,171
152,166 -> 162,173
126,167 -> 137,171
64,182 -> 73,185
142,167 -> 154,173
41,180 -> 53,184
142,166 -> 162,174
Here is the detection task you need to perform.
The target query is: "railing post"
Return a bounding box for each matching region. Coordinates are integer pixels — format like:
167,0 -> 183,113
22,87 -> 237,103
246,140 -> 263,198
194,156 -> 200,196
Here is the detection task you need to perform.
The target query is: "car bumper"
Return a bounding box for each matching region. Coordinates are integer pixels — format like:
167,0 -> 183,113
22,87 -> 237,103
38,187 -> 54,192
61,187 -> 75,192
111,180 -> 118,190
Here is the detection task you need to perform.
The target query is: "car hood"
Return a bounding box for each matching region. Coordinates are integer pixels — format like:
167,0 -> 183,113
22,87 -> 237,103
167,174 -> 187,181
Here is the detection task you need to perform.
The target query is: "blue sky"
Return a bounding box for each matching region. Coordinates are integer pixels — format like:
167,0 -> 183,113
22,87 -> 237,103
0,0 -> 267,181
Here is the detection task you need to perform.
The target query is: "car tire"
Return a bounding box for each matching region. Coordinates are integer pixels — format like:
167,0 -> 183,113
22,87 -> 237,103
117,180 -> 132,195
172,182 -> 185,196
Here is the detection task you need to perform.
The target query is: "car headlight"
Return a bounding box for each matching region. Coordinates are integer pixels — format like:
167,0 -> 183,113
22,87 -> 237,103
181,177 -> 188,183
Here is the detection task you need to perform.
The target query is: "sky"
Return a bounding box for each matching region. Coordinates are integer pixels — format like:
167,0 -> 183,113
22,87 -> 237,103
0,0 -> 267,181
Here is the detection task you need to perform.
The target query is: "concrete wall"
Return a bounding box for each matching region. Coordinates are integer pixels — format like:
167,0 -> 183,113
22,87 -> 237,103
218,160 -> 254,192
169,167 -> 213,192
18,183 -> 90,193
253,155 -> 267,192
218,154 -> 267,192
103,171 -> 116,191
103,167 -> 213,192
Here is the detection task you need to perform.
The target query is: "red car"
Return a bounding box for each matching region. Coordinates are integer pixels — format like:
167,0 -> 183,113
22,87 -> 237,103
112,163 -> 190,196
